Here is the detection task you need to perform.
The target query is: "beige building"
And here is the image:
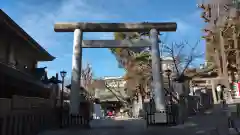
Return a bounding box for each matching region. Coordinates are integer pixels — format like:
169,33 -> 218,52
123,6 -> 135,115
93,76 -> 129,102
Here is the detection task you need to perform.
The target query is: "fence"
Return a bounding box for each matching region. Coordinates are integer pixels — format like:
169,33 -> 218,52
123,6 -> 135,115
0,109 -> 58,135
0,108 -> 89,135
61,113 -> 89,128
145,103 -> 178,126
145,94 -> 213,127
187,93 -> 213,115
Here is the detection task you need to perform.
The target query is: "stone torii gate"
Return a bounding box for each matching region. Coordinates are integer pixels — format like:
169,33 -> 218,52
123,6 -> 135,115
54,22 -> 177,123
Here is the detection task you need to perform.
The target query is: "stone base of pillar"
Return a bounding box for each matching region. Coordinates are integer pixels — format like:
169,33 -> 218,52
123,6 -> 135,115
154,111 -> 167,123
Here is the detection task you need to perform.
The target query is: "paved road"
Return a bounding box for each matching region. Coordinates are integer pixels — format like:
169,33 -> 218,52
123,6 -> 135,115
39,101 -> 240,135
38,113 -> 228,135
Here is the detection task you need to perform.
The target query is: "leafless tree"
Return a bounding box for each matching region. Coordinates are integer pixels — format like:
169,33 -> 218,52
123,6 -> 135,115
105,79 -> 130,104
80,63 -> 96,100
81,63 -> 93,89
91,79 -> 130,106
162,40 -> 205,82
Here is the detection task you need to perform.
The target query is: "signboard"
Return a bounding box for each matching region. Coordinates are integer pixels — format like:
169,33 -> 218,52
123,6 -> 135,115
233,82 -> 240,98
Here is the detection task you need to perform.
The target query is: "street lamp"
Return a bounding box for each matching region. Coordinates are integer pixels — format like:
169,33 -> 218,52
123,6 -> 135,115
165,69 -> 172,90
60,70 -> 67,128
60,70 -> 67,109
165,68 -> 175,124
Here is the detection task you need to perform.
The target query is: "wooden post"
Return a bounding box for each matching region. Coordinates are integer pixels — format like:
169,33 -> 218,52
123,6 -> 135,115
233,26 -> 240,81
237,103 -> 240,117
214,46 -> 222,76
220,29 -> 229,88
211,79 -> 218,104
70,29 -> 83,115
1,115 -> 7,135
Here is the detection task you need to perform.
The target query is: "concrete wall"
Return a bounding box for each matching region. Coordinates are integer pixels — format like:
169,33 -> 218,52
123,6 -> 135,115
0,95 -> 53,116
12,95 -> 53,109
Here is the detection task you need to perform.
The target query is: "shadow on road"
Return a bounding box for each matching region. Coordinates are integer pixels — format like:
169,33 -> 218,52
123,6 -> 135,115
39,103 -> 237,135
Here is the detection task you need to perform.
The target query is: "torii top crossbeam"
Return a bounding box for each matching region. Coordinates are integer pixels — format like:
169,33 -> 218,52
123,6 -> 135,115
54,22 -> 177,32
55,21 -> 177,119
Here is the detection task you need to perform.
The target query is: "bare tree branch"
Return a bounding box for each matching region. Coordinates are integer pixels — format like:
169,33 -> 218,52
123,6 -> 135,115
81,63 -> 93,89
180,41 -> 199,76
103,79 -> 129,105
162,40 -> 204,81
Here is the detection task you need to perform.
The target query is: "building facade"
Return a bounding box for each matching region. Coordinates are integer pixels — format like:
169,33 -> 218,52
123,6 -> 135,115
199,0 -> 240,96
93,76 -> 128,102
0,9 -> 55,98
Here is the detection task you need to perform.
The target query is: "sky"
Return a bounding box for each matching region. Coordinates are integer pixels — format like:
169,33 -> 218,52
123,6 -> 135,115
1,0 -> 205,81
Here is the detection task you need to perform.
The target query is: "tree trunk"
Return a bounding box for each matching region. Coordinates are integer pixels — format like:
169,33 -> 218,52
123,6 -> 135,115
138,93 -> 143,117
132,93 -> 144,118
173,81 -> 188,123
132,99 -> 138,117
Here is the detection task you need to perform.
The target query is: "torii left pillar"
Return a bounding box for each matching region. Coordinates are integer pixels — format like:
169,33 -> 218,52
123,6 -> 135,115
70,29 -> 83,114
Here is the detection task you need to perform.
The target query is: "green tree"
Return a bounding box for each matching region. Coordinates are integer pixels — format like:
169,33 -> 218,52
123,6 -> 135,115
110,32 -> 151,117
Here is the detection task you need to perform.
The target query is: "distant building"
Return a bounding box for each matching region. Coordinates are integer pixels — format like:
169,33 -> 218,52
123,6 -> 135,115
92,77 -> 128,102
199,0 -> 240,99
0,10 -> 55,98
90,77 -> 129,113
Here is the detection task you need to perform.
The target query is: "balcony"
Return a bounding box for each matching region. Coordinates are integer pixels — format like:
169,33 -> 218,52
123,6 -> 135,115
0,58 -> 48,88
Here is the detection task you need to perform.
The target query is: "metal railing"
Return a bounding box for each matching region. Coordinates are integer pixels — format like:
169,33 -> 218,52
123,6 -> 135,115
145,104 -> 179,126
145,88 -> 213,127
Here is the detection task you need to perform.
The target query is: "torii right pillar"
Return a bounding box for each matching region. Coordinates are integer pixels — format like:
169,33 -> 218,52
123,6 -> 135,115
150,29 -> 166,116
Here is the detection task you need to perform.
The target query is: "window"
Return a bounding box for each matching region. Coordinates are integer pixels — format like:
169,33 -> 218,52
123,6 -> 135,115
206,80 -> 211,84
232,0 -> 240,9
162,64 -> 167,70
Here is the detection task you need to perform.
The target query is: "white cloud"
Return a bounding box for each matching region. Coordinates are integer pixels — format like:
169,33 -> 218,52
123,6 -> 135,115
176,20 -> 192,33
162,10 -> 203,42
176,11 -> 201,34
167,10 -> 201,33
84,32 -> 114,40
15,0 -> 118,48
99,32 -> 114,40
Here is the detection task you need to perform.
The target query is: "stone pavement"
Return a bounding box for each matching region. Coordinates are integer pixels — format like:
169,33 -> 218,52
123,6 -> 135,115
38,101 -> 240,135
